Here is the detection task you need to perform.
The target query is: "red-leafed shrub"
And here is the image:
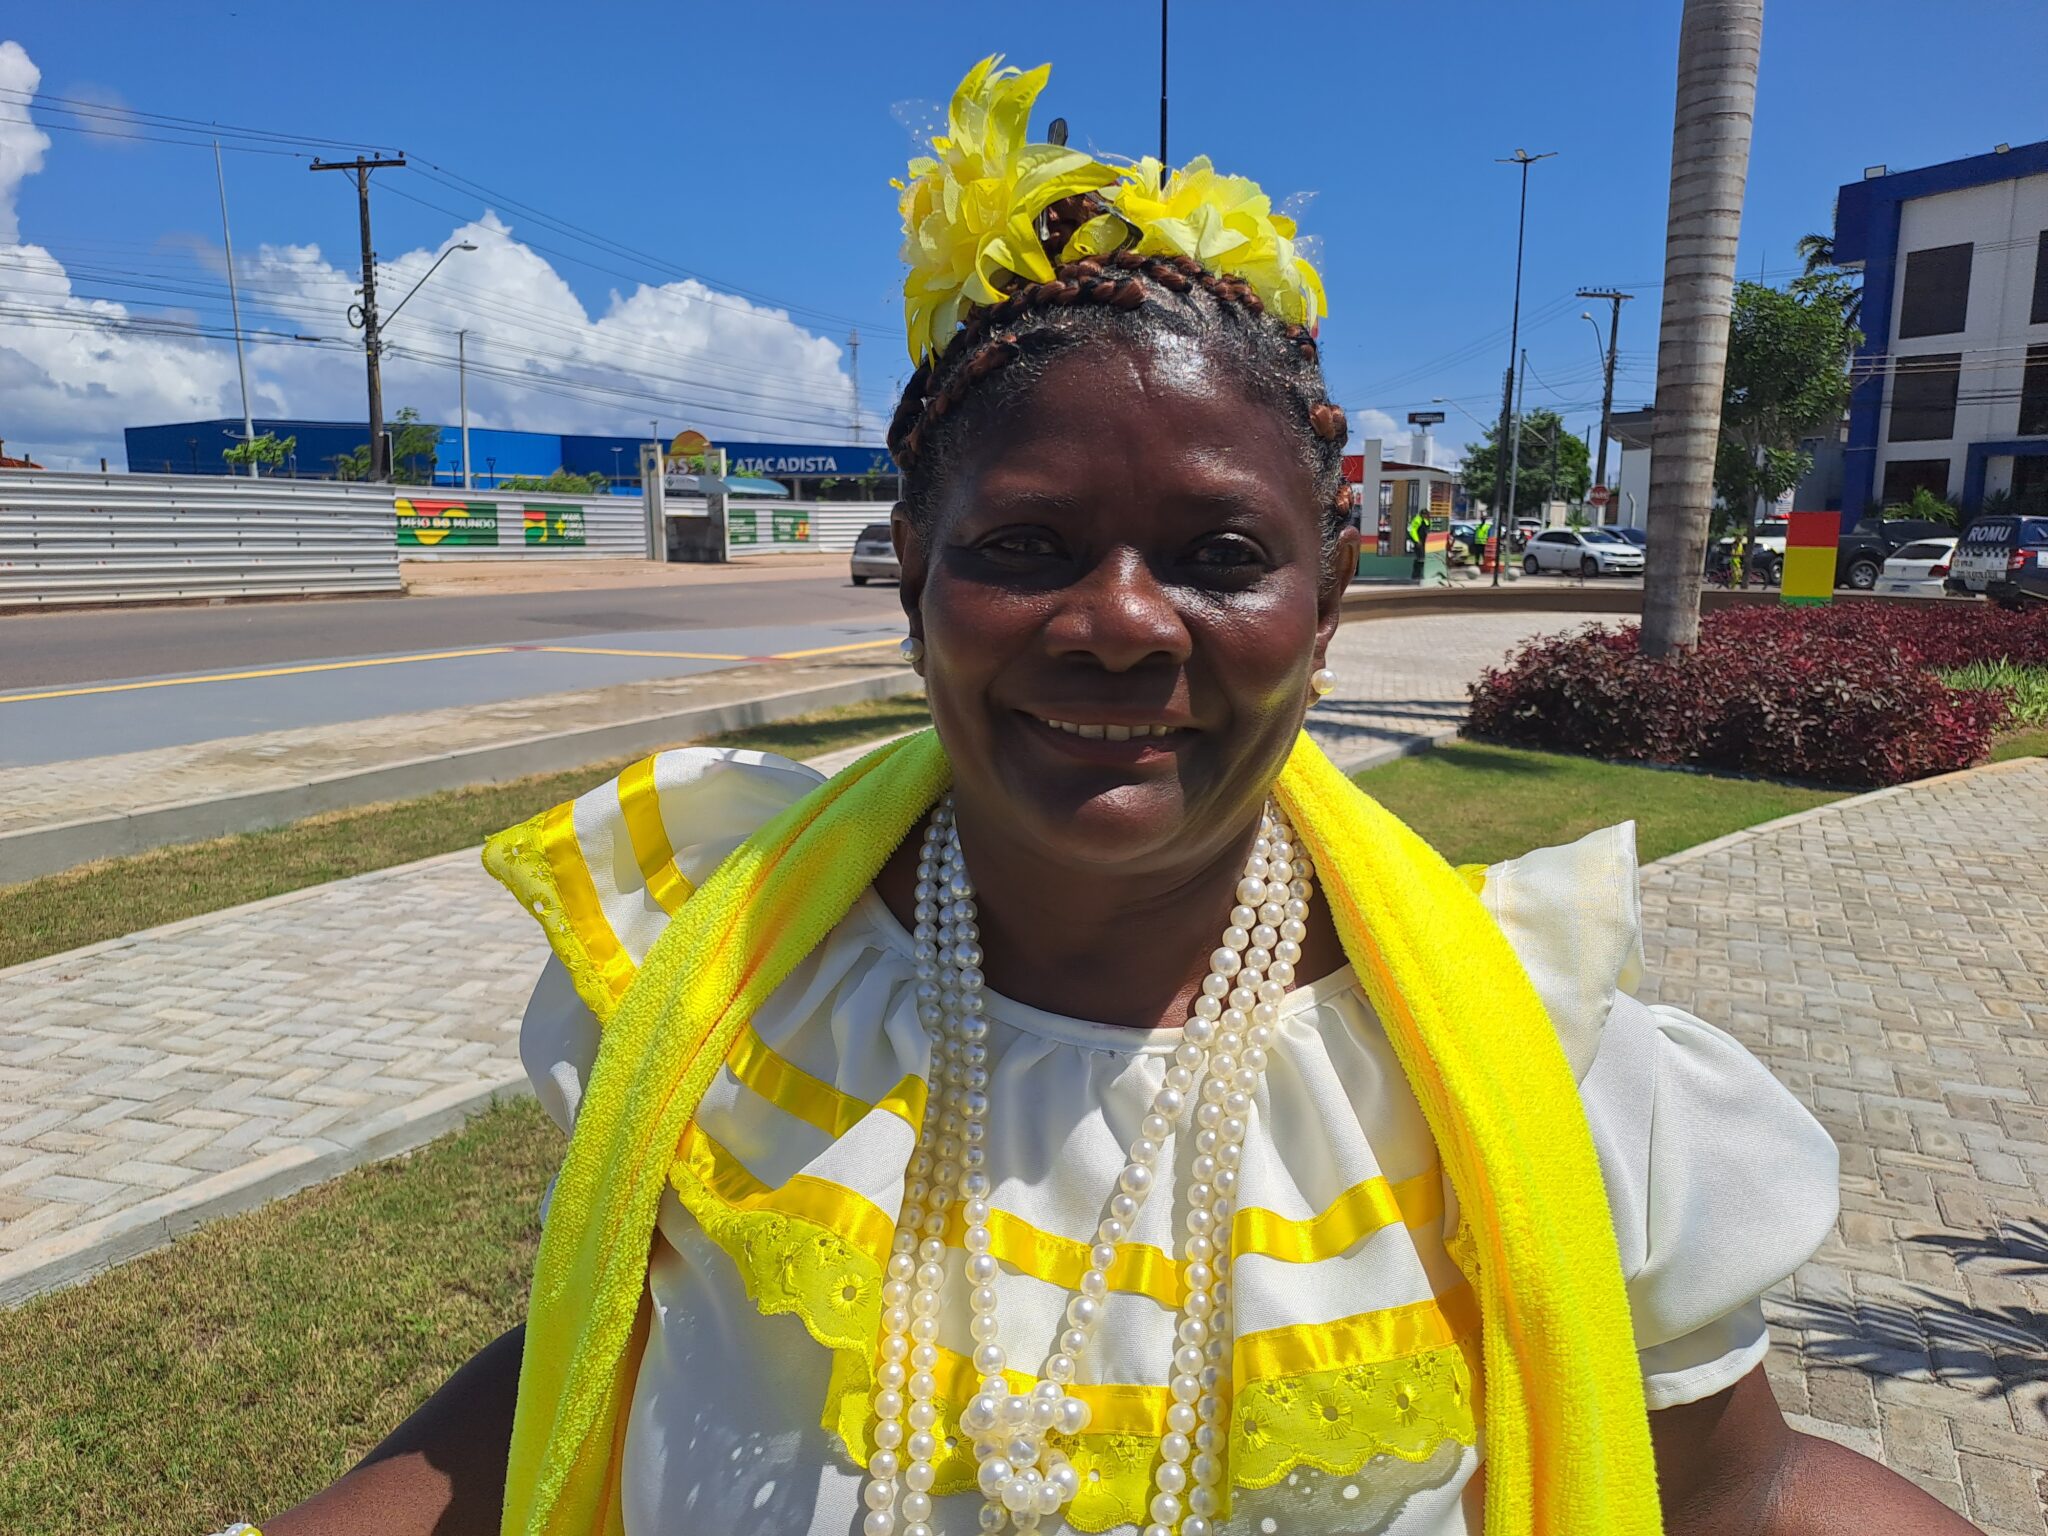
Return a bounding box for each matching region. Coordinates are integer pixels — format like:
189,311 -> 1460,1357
1466,603 -> 2024,787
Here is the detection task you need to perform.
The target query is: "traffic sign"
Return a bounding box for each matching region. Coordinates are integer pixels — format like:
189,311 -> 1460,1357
1589,485 -> 1610,508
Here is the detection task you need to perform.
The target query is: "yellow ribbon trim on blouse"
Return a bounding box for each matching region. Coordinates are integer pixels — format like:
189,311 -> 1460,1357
483,729 -> 1661,1536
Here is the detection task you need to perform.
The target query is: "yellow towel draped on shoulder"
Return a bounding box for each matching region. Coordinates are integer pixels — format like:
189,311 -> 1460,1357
483,728 -> 1661,1536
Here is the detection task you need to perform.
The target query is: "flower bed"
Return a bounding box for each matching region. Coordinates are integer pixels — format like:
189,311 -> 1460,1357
1465,603 -> 2046,788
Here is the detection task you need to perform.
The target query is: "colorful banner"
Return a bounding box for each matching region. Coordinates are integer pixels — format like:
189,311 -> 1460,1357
395,498 -> 499,547
772,510 -> 811,544
728,507 -> 758,545
523,505 -> 586,547
1780,511 -> 1840,605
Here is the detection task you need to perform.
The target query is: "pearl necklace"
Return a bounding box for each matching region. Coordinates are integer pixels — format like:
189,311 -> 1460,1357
861,796 -> 1316,1536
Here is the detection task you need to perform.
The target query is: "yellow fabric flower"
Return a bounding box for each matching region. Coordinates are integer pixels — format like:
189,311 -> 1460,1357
1101,155 -> 1327,329
895,56 -> 1118,363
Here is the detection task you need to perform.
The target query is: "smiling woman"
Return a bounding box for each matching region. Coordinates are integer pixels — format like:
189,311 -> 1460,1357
246,54 -> 1975,1536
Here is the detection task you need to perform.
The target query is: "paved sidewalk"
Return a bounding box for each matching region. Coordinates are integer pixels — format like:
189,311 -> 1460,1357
1641,758 -> 2048,1535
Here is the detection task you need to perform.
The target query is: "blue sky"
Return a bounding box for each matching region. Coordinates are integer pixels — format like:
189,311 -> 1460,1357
4,2 -> 2045,469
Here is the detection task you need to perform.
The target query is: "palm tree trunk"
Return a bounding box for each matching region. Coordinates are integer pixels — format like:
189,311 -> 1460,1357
1641,0 -> 1764,656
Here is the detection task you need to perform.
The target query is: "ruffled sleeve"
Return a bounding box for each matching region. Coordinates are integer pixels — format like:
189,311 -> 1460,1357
1584,995 -> 1839,1406
484,746 -> 825,1028
1476,822 -> 1839,1411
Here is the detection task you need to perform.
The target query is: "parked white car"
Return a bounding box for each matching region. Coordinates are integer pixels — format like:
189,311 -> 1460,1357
1877,537 -> 1958,598
1520,527 -> 1646,578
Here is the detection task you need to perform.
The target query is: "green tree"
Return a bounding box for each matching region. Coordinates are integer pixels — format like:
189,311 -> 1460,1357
221,432 -> 296,473
332,407 -> 439,483
1797,230 -> 1862,327
1712,276 -> 1860,531
389,407 -> 440,486
498,468 -> 609,495
1458,408 -> 1591,519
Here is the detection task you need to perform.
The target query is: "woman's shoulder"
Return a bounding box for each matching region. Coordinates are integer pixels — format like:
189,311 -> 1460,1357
1461,821 -> 1645,1080
482,746 -> 827,1026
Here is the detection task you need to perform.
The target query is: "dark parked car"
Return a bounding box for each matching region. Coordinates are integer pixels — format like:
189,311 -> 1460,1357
1608,526 -> 1647,548
1947,515 -> 2048,607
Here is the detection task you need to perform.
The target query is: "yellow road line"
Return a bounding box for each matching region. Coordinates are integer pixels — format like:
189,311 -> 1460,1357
534,645 -> 748,662
0,634 -> 903,707
768,637 -> 902,660
0,647 -> 514,706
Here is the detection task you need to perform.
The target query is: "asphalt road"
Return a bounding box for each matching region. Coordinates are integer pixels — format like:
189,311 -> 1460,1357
0,570 -> 905,689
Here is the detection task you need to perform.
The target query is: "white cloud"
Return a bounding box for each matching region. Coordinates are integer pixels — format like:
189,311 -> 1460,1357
0,42 -> 49,244
0,40 -> 866,470
1348,406 -> 1458,468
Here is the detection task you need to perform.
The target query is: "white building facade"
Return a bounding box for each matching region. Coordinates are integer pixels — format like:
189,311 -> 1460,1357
1834,140 -> 2048,517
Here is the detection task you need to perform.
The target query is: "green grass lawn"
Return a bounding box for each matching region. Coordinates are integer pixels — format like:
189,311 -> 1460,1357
1353,740 -> 1844,868
0,1098 -> 557,1535
0,694 -> 931,970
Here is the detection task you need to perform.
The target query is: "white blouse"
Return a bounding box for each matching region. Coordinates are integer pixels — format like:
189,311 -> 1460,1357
515,750 -> 1838,1536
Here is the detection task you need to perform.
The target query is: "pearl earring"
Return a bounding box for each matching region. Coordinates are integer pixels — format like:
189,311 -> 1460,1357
1310,666 -> 1337,698
900,635 -> 925,670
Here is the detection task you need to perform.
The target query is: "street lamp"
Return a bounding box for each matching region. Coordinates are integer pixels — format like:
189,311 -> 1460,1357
1580,313 -> 1608,375
1489,148 -> 1556,586
1431,396 -> 1495,434
381,241 -> 477,334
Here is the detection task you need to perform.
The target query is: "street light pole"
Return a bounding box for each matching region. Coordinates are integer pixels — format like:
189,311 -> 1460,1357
1577,287 -> 1634,522
1490,148 -> 1556,586
458,329 -> 472,490
213,141 -> 257,478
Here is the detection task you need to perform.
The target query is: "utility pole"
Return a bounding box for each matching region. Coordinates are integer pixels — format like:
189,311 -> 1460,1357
1159,0 -> 1170,165
458,330 -> 472,490
310,155 -> 407,480
1576,287 -> 1633,516
213,142 -> 257,477
848,328 -> 862,444
1489,148 -> 1556,585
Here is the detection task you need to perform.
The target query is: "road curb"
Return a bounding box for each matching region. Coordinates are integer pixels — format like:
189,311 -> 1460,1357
0,1069 -> 532,1307
1645,754 -> 2044,870
0,668 -> 920,883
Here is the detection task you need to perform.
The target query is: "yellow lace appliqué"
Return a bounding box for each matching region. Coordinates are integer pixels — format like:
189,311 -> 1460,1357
669,1145 -> 1480,1530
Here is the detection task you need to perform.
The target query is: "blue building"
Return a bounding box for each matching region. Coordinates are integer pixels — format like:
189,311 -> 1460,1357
1833,138 -> 2048,517
122,419 -> 900,500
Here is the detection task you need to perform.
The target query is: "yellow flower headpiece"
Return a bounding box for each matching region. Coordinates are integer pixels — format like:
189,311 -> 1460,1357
895,57 -> 1328,365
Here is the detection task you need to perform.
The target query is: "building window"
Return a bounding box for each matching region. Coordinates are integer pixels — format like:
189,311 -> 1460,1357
1897,242 -> 1972,338
2032,230 -> 2048,326
1888,354 -> 1961,442
2022,344 -> 2048,437
1881,458 -> 1951,506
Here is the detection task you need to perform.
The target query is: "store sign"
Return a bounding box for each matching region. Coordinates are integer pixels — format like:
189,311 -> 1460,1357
523,505 -> 586,546
395,498 -> 499,547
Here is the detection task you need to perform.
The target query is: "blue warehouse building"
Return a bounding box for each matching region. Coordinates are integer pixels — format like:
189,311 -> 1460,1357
123,420 -> 900,501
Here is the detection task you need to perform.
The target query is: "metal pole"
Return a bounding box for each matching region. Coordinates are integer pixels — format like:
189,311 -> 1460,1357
356,167 -> 386,480
458,329 -> 472,490
849,328 -> 862,444
213,141 -> 257,477
1489,150 -> 1555,583
1505,350 -> 1528,557
1159,0 -> 1169,165
1577,288 -> 1633,519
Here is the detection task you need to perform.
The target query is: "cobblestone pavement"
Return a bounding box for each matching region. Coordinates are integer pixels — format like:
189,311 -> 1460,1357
1308,608 -> 1607,766
1641,757 -> 2048,1535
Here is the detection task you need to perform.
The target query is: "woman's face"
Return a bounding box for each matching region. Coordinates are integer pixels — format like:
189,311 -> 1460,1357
896,335 -> 1357,874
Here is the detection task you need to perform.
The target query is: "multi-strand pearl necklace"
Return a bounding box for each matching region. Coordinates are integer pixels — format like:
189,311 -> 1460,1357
860,796 -> 1316,1536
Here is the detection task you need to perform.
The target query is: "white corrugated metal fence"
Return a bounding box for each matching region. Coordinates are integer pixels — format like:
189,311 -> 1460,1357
725,502 -> 893,556
393,489 -> 647,559
0,472 -> 401,608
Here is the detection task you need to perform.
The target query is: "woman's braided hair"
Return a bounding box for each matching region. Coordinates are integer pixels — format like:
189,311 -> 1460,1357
886,206 -> 1355,565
